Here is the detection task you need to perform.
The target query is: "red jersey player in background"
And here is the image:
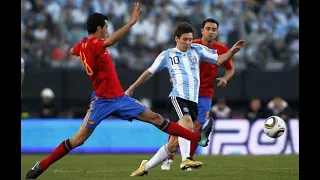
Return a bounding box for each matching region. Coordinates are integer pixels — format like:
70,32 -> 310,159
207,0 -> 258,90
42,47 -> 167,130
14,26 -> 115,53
25,3 -> 214,180
161,18 -> 235,171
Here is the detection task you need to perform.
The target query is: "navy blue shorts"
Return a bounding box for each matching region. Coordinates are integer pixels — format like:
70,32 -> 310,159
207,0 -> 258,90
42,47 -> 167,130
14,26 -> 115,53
197,96 -> 212,124
83,92 -> 147,129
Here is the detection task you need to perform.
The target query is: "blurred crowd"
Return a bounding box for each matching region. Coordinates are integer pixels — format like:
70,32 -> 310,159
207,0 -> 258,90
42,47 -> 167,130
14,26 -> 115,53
21,0 -> 299,71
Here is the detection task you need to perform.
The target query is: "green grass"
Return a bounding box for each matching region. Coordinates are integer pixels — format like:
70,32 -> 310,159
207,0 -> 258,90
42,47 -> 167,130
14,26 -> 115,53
21,154 -> 298,180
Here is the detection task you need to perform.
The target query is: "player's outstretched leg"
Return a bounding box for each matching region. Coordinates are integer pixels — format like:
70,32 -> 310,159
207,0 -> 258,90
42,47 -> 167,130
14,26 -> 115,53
25,126 -> 93,180
136,109 -> 213,147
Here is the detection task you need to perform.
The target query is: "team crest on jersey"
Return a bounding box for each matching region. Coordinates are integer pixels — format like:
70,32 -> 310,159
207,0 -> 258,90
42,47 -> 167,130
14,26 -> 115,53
183,107 -> 189,113
189,56 -> 197,64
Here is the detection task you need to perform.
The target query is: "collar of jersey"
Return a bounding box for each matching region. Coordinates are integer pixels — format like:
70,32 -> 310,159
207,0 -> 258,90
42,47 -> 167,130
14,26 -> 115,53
174,47 -> 189,54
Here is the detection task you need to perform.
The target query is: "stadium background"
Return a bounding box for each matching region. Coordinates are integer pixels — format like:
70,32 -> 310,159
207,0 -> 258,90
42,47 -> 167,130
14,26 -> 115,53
21,0 -> 299,156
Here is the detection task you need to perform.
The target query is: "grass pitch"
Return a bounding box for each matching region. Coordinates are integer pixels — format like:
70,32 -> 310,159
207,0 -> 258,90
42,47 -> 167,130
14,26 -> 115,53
21,154 -> 298,180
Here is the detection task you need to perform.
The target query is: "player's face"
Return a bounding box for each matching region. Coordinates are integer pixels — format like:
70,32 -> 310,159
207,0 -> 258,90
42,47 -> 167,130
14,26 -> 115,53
175,33 -> 193,52
201,22 -> 218,42
100,20 -> 109,38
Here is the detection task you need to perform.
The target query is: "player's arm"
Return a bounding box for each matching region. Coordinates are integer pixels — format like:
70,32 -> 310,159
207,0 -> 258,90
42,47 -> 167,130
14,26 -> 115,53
222,68 -> 235,81
221,59 -> 235,82
217,46 -> 235,87
199,40 -> 245,66
216,40 -> 245,65
125,70 -> 153,97
103,2 -> 141,47
125,51 -> 167,96
217,68 -> 234,87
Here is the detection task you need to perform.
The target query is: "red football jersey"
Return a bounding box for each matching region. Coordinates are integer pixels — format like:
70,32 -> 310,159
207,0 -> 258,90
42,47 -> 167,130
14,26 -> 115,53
193,38 -> 234,99
72,37 -> 124,98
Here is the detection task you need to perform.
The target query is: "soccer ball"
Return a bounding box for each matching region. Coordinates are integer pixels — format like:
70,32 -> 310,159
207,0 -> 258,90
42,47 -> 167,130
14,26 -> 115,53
263,116 -> 286,138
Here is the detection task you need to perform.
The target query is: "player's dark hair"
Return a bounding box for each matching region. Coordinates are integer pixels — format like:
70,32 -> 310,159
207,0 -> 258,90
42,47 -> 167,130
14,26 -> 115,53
86,13 -> 108,34
201,18 -> 219,29
173,22 -> 195,39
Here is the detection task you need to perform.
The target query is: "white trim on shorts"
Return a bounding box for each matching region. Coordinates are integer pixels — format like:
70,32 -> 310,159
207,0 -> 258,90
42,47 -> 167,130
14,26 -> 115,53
170,96 -> 184,119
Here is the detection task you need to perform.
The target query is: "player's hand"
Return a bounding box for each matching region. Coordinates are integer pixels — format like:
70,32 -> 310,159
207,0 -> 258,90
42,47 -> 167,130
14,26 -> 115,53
130,2 -> 141,24
216,77 -> 227,87
125,88 -> 134,97
169,77 -> 173,84
230,40 -> 246,54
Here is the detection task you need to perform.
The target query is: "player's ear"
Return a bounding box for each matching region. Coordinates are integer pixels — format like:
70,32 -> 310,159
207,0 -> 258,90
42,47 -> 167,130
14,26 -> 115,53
97,26 -> 102,33
174,36 -> 179,43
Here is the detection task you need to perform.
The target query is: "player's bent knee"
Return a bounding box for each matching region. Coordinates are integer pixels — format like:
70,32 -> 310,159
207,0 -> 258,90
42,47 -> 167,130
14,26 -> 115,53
153,113 -> 164,121
148,113 -> 165,126
137,109 -> 164,126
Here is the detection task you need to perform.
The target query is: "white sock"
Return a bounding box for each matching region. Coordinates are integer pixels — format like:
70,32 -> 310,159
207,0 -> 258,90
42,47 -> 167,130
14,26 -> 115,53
145,144 -> 171,171
178,137 -> 190,162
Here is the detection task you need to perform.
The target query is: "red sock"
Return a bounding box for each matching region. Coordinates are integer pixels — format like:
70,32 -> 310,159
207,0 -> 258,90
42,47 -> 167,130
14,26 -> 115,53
169,154 -> 174,160
190,140 -> 198,157
163,122 -> 200,143
39,139 -> 73,171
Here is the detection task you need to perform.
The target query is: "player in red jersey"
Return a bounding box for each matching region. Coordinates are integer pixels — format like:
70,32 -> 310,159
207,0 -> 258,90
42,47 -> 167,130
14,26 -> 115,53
25,4 -> 214,180
161,19 -> 235,171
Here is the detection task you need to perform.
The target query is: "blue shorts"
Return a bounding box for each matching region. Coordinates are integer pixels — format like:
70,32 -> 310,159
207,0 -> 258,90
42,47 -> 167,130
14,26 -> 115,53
83,92 -> 147,129
197,96 -> 212,124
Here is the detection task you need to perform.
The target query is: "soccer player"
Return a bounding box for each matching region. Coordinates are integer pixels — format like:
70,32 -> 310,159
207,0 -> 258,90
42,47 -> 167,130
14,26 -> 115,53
126,22 -> 245,176
24,4 -> 213,180
161,18 -> 235,171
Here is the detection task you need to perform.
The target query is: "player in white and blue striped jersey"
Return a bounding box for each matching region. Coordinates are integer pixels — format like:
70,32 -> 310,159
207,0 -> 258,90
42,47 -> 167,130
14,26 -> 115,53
127,22 -> 245,176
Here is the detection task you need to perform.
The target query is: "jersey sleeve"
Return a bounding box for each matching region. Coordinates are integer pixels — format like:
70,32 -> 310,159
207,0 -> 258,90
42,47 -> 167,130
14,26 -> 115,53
72,43 -> 82,56
194,44 -> 218,64
220,45 -> 234,70
148,51 -> 168,74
